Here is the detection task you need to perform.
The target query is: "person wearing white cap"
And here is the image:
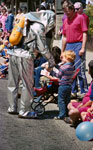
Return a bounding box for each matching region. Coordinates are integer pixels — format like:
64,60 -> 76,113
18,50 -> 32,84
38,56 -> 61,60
74,2 -> 89,27
41,2 -> 47,8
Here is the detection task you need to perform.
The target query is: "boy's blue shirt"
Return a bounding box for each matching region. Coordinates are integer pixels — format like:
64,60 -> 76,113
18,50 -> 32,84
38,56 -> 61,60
62,62 -> 73,66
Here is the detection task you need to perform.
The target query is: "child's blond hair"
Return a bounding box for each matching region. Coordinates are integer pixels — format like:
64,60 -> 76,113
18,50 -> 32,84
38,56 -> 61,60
63,50 -> 76,63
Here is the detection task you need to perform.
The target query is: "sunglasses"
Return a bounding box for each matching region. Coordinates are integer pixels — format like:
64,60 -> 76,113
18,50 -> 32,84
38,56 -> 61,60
75,8 -> 80,11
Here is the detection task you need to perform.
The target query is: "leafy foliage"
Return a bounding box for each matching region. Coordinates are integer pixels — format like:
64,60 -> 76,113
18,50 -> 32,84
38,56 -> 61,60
85,4 -> 93,36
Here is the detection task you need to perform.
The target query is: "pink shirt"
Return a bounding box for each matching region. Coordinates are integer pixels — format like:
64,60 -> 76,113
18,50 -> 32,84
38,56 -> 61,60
82,81 -> 92,104
62,13 -> 88,43
0,14 -> 8,32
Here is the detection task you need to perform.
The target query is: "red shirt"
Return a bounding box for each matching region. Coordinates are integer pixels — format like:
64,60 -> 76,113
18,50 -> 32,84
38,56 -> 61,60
63,13 -> 88,43
82,13 -> 89,28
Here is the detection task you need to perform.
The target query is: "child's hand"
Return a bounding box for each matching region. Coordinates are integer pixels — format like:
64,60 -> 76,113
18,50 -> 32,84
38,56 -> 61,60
40,68 -> 50,76
44,71 -> 50,77
58,30 -> 62,36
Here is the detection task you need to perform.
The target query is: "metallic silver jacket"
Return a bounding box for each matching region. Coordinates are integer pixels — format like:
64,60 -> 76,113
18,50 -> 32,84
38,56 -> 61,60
8,10 -> 55,68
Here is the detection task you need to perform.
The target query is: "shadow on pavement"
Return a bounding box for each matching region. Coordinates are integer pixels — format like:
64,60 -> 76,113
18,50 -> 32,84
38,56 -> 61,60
38,110 -> 59,120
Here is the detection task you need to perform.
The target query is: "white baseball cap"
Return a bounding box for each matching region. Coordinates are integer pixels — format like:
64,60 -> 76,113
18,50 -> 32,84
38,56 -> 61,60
40,2 -> 47,9
74,2 -> 83,8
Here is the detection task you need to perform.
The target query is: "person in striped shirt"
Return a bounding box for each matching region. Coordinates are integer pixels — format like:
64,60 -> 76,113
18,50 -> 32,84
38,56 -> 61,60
46,50 -> 76,120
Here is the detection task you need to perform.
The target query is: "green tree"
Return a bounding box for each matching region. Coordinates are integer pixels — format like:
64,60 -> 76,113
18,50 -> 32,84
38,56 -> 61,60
85,4 -> 93,36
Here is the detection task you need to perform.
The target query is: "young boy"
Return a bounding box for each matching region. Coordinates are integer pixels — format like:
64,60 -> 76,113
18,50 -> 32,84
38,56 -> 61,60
45,50 -> 76,120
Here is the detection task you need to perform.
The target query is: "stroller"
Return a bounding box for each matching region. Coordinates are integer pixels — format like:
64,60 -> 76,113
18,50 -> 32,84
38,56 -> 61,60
31,59 -> 85,115
31,78 -> 59,115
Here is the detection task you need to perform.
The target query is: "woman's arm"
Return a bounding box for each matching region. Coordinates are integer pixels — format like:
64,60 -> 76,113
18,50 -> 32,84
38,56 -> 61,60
80,100 -> 92,108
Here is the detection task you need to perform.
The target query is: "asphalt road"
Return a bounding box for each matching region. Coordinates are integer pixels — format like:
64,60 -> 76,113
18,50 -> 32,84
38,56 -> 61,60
0,77 -> 93,150
0,47 -> 93,150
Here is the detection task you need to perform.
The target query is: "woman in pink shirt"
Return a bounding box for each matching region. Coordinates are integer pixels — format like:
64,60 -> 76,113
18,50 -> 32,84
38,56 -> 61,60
67,60 -> 93,124
0,7 -> 8,32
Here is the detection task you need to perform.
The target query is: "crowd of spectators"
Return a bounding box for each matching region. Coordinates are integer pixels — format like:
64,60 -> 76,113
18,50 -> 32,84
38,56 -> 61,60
0,2 -> 27,78
0,2 -> 13,78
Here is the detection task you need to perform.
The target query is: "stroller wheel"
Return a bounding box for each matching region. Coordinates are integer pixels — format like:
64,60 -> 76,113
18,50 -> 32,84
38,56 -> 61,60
35,104 -> 45,116
31,101 -> 40,110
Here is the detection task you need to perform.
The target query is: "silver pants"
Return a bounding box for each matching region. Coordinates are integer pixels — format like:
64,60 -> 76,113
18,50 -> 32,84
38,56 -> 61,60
7,55 -> 34,115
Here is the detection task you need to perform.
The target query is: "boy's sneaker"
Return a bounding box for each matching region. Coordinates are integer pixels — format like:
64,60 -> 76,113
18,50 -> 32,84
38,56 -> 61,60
18,111 -> 37,119
71,93 -> 77,99
54,116 -> 65,120
54,116 -> 72,124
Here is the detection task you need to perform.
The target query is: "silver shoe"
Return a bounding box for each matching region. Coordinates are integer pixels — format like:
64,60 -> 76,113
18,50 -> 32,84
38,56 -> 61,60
7,107 -> 18,115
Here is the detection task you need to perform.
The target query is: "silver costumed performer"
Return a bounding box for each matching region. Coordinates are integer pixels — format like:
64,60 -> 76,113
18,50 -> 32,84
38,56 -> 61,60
7,10 -> 55,118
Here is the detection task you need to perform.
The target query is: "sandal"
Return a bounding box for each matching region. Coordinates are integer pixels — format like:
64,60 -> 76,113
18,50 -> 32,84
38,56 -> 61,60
64,117 -> 72,124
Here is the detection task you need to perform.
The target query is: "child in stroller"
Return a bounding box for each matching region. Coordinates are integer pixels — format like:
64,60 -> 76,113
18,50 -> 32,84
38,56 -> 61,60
31,46 -> 61,115
32,77 -> 59,115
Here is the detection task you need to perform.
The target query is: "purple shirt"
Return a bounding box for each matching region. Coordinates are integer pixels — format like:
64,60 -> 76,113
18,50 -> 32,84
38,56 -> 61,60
60,13 -> 67,31
53,62 -> 74,85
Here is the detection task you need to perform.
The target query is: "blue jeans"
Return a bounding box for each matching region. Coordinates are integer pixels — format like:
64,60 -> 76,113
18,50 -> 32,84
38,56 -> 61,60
34,66 -> 43,88
66,42 -> 88,94
58,85 -> 71,118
